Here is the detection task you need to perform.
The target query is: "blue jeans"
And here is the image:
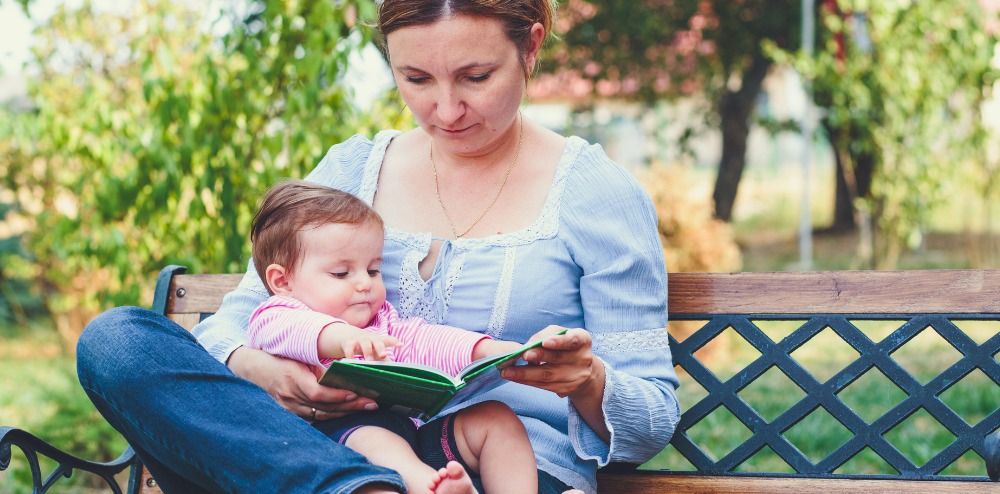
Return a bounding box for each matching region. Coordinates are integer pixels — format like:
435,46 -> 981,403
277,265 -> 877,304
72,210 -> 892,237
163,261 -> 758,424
76,306 -> 406,494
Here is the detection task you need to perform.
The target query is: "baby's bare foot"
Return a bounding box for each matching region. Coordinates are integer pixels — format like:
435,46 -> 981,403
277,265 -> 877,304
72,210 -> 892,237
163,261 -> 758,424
428,461 -> 476,494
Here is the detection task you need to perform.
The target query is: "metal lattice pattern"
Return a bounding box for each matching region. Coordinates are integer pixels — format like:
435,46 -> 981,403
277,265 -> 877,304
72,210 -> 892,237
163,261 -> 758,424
667,314 -> 1000,479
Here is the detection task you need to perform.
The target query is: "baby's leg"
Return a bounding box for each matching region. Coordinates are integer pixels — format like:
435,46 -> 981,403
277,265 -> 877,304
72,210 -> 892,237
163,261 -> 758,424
452,401 -> 537,494
346,426 -> 443,494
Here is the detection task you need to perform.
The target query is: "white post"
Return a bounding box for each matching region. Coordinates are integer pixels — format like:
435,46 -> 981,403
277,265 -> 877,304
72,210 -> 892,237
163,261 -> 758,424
798,0 -> 815,270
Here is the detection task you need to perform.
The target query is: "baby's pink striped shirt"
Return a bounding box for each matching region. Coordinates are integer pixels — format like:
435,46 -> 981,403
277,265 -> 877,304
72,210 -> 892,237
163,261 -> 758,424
247,295 -> 490,376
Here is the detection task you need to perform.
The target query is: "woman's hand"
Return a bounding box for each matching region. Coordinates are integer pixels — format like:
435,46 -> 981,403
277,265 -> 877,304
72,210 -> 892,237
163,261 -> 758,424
501,326 -> 602,398
501,326 -> 609,440
227,346 -> 378,421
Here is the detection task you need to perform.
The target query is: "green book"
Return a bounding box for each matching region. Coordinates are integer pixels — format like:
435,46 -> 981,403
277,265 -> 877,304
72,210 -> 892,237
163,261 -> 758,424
318,331 -> 564,420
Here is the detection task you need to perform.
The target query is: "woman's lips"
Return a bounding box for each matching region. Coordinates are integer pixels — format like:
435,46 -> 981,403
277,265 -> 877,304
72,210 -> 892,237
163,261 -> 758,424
438,125 -> 475,136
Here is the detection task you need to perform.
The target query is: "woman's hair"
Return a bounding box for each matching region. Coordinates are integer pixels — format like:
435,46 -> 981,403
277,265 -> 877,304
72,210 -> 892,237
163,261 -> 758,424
376,0 -> 554,74
250,180 -> 383,290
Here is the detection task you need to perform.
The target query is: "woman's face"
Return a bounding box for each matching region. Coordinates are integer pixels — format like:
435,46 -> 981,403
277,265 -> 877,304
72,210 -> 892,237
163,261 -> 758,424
386,15 -> 542,158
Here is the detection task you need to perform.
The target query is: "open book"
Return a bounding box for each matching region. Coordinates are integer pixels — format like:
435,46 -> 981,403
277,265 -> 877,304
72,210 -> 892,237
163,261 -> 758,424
318,331 -> 563,420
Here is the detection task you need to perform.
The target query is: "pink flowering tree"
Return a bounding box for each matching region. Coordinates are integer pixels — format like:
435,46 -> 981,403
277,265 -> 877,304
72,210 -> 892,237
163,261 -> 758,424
536,0 -> 803,221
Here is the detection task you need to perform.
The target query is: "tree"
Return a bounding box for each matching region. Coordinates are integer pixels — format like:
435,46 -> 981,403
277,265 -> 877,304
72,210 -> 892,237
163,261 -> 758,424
541,0 -> 802,221
3,0 -> 407,342
771,0 -> 1000,266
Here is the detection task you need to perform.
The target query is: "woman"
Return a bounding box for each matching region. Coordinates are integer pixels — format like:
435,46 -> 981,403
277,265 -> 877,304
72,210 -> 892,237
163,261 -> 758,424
77,1 -> 679,493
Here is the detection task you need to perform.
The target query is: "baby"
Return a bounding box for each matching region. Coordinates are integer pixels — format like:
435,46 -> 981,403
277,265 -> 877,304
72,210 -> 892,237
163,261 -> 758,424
247,180 -> 538,494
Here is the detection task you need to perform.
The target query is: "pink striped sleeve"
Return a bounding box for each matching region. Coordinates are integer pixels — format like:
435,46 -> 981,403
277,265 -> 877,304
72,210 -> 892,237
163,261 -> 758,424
247,295 -> 346,367
373,303 -> 490,376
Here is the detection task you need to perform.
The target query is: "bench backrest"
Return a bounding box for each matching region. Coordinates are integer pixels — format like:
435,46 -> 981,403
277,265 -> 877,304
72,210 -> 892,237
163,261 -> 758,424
152,266 -> 1000,484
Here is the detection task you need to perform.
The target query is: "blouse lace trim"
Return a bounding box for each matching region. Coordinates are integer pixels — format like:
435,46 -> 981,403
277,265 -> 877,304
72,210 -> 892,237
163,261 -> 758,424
486,247 -> 517,339
397,249 -> 431,321
395,246 -> 466,324
593,327 -> 671,353
357,129 -> 400,206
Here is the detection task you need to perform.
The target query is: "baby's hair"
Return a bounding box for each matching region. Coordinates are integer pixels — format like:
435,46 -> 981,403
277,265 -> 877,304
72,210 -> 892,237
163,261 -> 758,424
251,180 -> 384,293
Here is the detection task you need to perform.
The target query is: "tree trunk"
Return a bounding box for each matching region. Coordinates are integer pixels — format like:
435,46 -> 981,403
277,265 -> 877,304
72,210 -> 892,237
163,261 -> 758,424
832,143 -> 856,230
824,119 -> 876,232
712,54 -> 772,221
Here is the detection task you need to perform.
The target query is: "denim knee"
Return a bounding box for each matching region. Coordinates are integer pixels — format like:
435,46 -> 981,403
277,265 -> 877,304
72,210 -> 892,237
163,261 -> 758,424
77,306 -> 172,391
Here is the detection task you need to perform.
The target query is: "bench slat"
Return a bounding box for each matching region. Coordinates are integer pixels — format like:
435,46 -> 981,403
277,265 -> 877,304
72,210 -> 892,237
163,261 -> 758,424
166,270 -> 1000,317
668,270 -> 1000,314
597,473 -> 1000,493
166,274 -> 243,314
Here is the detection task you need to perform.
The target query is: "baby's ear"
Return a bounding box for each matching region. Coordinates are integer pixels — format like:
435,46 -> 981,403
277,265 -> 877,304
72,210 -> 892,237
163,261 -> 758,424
265,264 -> 293,296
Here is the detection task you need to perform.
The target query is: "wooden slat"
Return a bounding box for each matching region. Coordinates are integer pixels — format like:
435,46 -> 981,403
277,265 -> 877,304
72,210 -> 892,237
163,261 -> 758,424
152,269 -> 1000,492
166,270 -> 1000,317
167,313 -> 203,331
596,473 -> 1000,493
668,270 -> 1000,314
166,274 -> 242,315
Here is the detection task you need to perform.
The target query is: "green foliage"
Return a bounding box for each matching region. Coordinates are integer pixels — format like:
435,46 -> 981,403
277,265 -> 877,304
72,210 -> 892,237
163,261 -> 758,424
0,110 -> 47,329
0,203 -> 42,328
4,0 -> 404,335
769,0 -> 1000,267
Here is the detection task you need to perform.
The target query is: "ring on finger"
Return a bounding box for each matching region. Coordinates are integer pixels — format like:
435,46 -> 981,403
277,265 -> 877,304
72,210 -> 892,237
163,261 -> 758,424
310,407 -> 317,421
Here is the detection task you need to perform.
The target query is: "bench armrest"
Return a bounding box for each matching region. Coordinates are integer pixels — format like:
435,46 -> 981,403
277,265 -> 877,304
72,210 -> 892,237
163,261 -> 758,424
1,426 -> 136,493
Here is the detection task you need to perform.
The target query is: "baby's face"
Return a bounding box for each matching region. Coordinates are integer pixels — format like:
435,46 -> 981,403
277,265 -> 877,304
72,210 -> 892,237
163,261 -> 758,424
285,220 -> 386,327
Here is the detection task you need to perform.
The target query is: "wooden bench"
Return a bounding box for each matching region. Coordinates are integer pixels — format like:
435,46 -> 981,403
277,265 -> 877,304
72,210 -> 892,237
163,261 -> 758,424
3,265 -> 999,493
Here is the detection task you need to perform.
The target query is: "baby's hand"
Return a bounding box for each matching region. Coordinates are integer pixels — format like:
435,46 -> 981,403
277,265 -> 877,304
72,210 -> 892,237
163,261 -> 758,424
319,323 -> 400,361
341,332 -> 401,361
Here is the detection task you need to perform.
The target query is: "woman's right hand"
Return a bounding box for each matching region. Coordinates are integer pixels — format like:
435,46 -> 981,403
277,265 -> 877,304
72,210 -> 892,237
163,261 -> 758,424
227,345 -> 378,420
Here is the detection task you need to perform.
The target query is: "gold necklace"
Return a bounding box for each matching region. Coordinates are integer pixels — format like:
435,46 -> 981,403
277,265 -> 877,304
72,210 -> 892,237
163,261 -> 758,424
430,115 -> 524,239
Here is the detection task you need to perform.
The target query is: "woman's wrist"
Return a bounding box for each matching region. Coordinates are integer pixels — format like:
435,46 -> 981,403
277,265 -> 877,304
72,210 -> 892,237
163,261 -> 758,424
226,345 -> 248,373
227,345 -> 268,380
569,356 -> 611,441
570,356 -> 607,403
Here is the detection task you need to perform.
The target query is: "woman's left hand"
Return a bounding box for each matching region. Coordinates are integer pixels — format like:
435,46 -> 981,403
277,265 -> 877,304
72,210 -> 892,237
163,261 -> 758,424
501,326 -> 605,400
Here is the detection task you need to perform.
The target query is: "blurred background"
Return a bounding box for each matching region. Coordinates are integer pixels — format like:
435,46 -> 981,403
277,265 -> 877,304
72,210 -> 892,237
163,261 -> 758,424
1,0 -> 998,491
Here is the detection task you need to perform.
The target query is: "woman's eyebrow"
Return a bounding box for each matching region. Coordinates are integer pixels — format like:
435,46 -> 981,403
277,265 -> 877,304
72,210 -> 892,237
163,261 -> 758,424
395,62 -> 498,73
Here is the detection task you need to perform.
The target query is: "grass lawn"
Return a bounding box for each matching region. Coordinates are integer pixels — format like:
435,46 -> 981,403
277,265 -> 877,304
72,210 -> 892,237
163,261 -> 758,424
1,329 -> 129,493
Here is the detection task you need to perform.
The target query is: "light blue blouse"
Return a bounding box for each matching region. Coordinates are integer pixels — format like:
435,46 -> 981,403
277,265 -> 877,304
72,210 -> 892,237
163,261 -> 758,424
192,130 -> 680,494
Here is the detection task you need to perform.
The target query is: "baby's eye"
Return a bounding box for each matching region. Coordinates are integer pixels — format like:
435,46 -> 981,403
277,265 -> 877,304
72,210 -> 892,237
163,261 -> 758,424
367,269 -> 381,277
330,272 -> 349,279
